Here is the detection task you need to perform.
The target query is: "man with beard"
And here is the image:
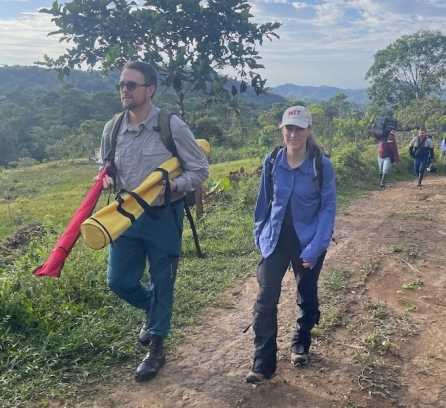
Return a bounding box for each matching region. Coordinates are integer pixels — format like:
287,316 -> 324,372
94,61 -> 209,382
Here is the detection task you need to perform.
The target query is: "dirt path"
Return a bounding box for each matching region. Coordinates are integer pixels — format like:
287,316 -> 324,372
70,177 -> 446,408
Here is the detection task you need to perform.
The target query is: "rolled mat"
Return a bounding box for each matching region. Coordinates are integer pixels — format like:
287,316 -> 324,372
80,139 -> 210,250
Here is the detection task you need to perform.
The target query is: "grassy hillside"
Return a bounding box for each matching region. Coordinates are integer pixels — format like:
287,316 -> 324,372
0,141 -> 442,407
0,157 -> 262,241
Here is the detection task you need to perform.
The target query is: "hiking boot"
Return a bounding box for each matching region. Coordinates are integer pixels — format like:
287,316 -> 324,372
139,314 -> 151,346
246,371 -> 265,384
135,335 -> 165,382
291,352 -> 308,366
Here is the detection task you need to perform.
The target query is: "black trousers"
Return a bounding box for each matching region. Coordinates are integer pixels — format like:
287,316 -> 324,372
252,224 -> 326,378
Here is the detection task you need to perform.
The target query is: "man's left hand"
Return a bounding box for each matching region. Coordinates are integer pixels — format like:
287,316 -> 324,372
157,180 -> 178,197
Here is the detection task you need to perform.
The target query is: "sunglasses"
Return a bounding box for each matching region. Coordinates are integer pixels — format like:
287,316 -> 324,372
116,81 -> 152,91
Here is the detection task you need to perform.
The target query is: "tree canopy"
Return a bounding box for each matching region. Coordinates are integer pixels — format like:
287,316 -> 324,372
39,0 -> 281,120
365,30 -> 446,110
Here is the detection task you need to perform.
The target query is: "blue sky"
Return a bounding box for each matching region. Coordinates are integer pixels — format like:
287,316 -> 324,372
1,0 -> 446,89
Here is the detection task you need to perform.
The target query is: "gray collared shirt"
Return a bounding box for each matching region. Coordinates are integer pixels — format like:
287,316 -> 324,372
98,105 -> 209,206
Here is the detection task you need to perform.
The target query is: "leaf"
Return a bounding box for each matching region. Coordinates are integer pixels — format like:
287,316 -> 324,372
203,99 -> 213,110
36,0 -> 280,121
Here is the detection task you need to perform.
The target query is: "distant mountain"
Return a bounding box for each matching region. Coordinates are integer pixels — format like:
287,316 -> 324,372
0,65 -> 368,107
0,65 -> 120,93
0,65 -> 287,105
272,83 -> 368,106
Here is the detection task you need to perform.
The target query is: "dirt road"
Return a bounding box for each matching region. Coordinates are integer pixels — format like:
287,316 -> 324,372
67,177 -> 446,408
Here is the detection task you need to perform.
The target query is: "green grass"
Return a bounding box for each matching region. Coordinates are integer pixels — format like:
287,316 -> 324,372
321,267 -> 352,291
0,140 -> 443,406
0,159 -> 261,407
208,157 -> 261,181
0,159 -> 100,239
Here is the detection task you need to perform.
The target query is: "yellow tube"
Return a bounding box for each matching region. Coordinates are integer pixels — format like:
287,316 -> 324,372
80,139 -> 210,250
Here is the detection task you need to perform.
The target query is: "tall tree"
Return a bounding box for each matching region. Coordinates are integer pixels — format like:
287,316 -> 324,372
39,0 -> 281,121
349,109 -> 363,145
326,93 -> 350,119
365,30 -> 446,110
394,96 -> 444,130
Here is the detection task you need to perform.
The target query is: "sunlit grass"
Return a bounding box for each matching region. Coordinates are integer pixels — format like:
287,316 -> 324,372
0,141 -> 442,406
208,157 -> 261,181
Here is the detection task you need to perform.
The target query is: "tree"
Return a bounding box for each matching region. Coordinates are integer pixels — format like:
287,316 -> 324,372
39,0 -> 281,121
258,125 -> 279,148
307,104 -> 328,140
189,116 -> 225,146
349,109 -> 363,145
394,96 -> 443,130
333,118 -> 356,144
425,114 -> 446,138
258,103 -> 290,128
365,30 -> 446,110
327,93 -> 350,119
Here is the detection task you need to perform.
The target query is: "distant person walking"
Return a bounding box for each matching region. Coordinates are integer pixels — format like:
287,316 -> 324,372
246,106 -> 336,384
409,129 -> 434,188
440,137 -> 446,158
378,129 -> 399,187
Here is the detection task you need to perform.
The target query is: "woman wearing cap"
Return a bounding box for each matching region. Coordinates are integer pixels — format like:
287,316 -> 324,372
378,129 -> 400,188
246,106 -> 336,384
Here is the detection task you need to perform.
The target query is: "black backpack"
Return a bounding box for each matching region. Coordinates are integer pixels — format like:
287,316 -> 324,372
106,110 -> 204,257
267,146 -> 325,196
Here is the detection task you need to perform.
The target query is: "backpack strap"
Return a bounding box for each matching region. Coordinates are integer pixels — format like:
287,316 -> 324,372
107,112 -> 126,164
267,146 -> 283,202
312,150 -> 337,244
154,109 -> 204,258
154,110 -> 177,158
106,112 -> 126,191
313,151 -> 324,192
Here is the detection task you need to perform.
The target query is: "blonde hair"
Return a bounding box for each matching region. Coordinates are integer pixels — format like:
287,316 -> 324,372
306,132 -> 324,159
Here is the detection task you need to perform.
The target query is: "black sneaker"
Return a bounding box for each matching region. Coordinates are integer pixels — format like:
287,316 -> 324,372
135,335 -> 166,382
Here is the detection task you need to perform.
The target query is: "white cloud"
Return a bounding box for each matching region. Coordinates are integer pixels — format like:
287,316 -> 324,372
421,0 -> 446,7
291,2 -> 308,9
1,0 -> 446,88
313,2 -> 344,26
0,12 -> 66,66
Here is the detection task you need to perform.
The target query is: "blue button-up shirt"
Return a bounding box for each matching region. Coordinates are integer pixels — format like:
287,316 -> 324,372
254,148 -> 336,267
